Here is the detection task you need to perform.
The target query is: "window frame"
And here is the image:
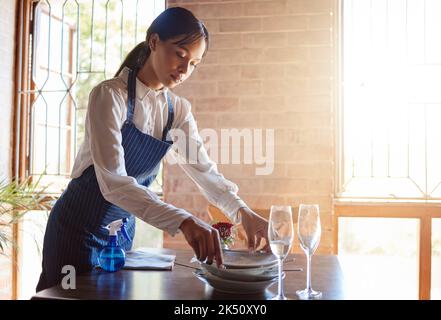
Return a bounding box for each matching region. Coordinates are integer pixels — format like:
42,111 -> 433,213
337,0 -> 441,201
12,0 -> 34,300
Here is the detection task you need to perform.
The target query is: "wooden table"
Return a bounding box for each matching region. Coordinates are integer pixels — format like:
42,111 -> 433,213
32,248 -> 346,300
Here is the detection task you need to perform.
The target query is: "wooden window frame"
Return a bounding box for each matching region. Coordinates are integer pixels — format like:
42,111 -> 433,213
12,0 -> 33,300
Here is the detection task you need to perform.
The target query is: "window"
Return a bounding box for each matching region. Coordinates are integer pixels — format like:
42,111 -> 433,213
28,0 -> 165,194
340,0 -> 441,200
338,217 -> 419,299
432,219 -> 441,299
18,210 -> 49,299
338,0 -> 441,300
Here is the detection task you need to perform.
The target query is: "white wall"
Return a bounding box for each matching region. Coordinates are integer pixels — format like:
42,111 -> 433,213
0,0 -> 17,181
0,0 -> 17,300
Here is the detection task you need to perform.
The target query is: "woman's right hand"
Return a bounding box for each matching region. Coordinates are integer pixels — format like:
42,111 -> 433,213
179,216 -> 224,267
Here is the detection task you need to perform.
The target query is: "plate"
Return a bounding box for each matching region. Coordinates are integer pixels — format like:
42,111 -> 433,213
194,269 -> 282,294
200,263 -> 279,282
221,250 -> 278,269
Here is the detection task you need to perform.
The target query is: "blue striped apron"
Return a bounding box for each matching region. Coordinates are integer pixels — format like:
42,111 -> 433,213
36,68 -> 174,292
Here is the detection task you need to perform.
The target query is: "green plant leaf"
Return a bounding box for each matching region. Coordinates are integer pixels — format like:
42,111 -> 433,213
0,173 -> 54,253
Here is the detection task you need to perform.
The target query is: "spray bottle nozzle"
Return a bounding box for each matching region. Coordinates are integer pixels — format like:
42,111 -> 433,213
104,218 -> 132,243
120,218 -> 131,242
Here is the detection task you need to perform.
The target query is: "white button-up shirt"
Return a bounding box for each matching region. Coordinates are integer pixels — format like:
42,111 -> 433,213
71,67 -> 246,236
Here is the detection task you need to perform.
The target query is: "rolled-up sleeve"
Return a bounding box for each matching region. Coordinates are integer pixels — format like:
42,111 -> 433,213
170,98 -> 248,224
86,83 -> 192,235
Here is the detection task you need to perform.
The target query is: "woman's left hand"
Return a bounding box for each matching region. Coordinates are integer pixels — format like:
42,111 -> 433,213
238,207 -> 270,252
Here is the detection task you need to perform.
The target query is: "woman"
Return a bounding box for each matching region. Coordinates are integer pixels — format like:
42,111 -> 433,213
36,7 -> 269,292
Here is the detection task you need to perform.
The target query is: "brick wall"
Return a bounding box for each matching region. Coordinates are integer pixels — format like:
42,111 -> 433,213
0,0 -> 17,300
164,0 -> 336,254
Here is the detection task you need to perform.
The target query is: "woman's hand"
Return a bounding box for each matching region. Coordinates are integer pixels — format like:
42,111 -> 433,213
179,216 -> 223,267
239,207 -> 270,252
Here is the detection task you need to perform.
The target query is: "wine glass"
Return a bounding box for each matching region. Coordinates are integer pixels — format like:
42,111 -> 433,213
296,204 -> 322,299
268,205 -> 294,300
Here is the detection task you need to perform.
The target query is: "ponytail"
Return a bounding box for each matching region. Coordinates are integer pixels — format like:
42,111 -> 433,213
114,41 -> 150,77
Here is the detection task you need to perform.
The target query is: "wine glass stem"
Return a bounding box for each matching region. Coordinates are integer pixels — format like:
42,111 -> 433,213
278,257 -> 284,298
306,252 -> 312,292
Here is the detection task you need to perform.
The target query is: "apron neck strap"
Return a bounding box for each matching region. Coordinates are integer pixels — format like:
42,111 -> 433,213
162,92 -> 174,142
127,67 -> 138,123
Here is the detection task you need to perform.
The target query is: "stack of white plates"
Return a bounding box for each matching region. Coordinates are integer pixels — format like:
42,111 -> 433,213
194,250 -> 284,294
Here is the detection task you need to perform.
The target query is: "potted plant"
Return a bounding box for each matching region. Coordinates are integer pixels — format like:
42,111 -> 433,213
0,174 -> 53,254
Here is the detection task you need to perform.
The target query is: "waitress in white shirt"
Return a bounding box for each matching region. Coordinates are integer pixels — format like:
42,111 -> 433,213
36,6 -> 269,292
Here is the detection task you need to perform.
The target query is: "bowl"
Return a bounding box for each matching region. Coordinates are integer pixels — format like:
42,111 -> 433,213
194,269 -> 284,294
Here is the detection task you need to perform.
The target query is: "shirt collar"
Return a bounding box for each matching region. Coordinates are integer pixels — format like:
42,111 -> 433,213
117,66 -> 168,100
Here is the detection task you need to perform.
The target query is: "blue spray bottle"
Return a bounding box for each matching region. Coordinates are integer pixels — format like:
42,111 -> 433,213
98,217 -> 131,272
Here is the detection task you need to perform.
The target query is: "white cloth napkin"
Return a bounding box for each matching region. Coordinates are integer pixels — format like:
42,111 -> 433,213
123,248 -> 176,270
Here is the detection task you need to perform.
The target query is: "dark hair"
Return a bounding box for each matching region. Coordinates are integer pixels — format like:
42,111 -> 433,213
114,7 -> 209,77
